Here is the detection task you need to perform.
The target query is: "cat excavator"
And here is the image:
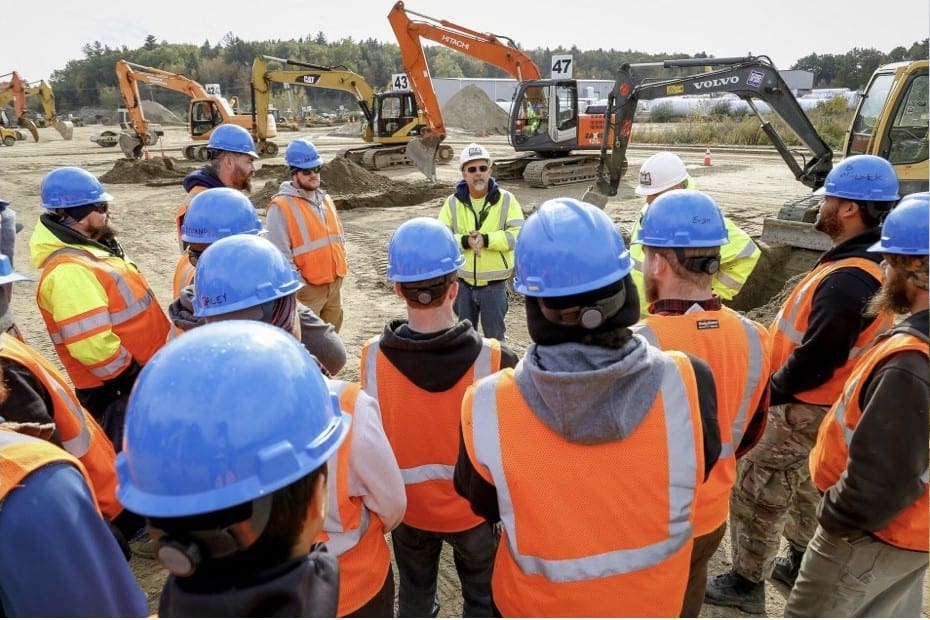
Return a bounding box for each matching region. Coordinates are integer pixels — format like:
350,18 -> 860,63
388,1 -> 544,181
109,60 -> 277,160
0,72 -> 73,141
250,55 -> 453,171
582,55 -> 928,250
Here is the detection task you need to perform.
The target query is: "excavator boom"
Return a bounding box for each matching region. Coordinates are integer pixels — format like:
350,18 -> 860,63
25,80 -> 73,140
388,1 -> 541,179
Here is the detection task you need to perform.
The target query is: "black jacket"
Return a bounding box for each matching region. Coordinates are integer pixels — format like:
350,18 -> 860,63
770,228 -> 885,405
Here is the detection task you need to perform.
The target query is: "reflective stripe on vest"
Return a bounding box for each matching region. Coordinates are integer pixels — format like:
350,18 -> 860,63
471,358 -> 698,581
45,248 -> 158,346
447,193 -> 517,282
810,331 -> 929,551
275,195 -> 344,257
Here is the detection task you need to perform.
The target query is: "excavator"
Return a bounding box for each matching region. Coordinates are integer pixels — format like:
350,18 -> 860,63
388,1 -> 544,181
250,55 -> 453,171
582,55 -> 928,250
0,72 -> 73,141
107,59 -> 277,160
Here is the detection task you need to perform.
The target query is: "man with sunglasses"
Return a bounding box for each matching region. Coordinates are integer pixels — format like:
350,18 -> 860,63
29,167 -> 169,449
266,138 -> 347,331
438,143 -> 524,341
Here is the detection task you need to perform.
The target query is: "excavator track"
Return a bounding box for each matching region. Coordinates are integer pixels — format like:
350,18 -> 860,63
362,146 -> 415,170
522,155 -> 601,188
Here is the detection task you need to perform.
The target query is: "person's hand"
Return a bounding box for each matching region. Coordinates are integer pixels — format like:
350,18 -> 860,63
468,231 -> 484,256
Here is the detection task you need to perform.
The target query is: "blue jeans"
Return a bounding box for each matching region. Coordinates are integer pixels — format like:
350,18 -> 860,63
392,521 -> 497,617
453,280 -> 508,341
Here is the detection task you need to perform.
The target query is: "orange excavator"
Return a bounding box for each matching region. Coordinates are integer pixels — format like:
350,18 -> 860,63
111,60 -> 277,160
388,2 -> 611,186
388,1 -> 542,180
0,72 -> 73,141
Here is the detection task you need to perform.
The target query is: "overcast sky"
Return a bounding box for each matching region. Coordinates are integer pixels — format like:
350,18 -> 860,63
6,0 -> 928,83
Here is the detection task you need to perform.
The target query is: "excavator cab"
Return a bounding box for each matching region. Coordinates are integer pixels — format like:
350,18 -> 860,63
190,100 -> 222,139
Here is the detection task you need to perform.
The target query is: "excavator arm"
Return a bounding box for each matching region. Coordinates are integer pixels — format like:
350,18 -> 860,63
25,80 -> 73,140
388,1 -> 542,179
590,56 -> 834,200
2,72 -> 38,142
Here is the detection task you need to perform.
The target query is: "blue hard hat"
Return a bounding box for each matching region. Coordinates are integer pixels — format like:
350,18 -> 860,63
0,254 -> 32,286
633,189 -> 729,248
40,166 -> 114,209
816,155 -> 899,202
181,187 -> 263,244
116,320 -> 350,517
193,234 -> 303,317
514,197 -> 632,297
207,124 -> 258,158
284,138 -> 323,169
868,192 -> 929,255
388,217 -> 465,282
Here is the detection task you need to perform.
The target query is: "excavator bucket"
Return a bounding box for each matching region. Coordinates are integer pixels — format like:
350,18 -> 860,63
405,135 -> 441,181
51,118 -> 74,140
580,186 -> 609,209
759,194 -> 832,251
19,118 -> 39,142
118,133 -> 145,160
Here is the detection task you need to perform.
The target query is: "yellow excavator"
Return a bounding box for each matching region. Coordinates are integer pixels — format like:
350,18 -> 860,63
108,59 -> 277,160
251,55 -> 453,174
584,56 -> 928,250
0,71 -> 73,141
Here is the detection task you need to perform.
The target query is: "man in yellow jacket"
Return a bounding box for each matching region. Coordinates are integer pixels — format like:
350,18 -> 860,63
438,143 -> 524,341
29,166 -> 169,448
630,151 -> 760,315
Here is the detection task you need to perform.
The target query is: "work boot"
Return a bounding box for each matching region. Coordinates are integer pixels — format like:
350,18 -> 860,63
772,547 -> 805,589
704,570 -> 765,615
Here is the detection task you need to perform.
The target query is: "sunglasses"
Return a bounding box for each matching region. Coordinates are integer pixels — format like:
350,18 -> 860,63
187,247 -> 205,265
300,166 -> 323,175
466,164 -> 489,174
91,203 -> 109,214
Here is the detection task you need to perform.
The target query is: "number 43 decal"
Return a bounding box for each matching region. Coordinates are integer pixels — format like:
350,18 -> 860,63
392,73 -> 410,90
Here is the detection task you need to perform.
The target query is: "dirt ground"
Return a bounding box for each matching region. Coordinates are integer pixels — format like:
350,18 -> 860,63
0,123 -> 872,617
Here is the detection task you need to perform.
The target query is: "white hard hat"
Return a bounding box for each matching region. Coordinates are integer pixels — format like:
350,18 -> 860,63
460,143 -> 492,169
635,151 -> 688,196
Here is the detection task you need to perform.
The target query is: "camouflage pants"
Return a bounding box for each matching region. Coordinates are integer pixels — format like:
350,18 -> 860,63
728,402 -> 827,582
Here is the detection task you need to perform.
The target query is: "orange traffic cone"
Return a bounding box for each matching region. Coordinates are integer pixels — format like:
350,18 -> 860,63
703,147 -> 712,166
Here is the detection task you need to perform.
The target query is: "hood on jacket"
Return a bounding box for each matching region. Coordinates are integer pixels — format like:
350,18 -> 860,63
453,177 -> 502,207
29,214 -> 120,269
514,336 -> 669,445
181,165 -> 225,193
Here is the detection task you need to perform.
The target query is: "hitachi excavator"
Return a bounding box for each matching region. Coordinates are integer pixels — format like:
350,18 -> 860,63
582,55 -> 928,250
0,72 -> 73,141
388,1 -> 544,181
250,55 -> 453,172
109,60 -> 277,160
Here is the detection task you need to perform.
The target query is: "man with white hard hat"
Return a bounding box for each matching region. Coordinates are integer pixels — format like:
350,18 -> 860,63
629,151 -> 761,315
438,143 -> 524,340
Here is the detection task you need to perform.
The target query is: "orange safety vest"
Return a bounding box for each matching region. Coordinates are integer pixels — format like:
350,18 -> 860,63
809,331 -> 929,552
768,257 -> 893,405
268,194 -> 347,286
171,251 -> 196,300
38,248 -> 169,389
175,185 -> 208,245
361,335 -> 501,533
0,334 -> 122,520
0,429 -> 98,512
635,307 -> 770,536
462,353 -> 704,618
315,380 -> 392,617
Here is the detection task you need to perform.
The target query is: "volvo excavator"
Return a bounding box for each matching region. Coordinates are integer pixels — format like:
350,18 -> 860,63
0,72 -> 73,141
388,1 -> 544,181
582,55 -> 928,250
108,60 -> 277,160
250,55 -> 452,172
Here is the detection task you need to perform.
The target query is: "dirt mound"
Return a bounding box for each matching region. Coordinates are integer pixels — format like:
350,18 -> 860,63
99,157 -> 190,184
141,101 -> 185,125
250,155 -> 448,212
745,271 -> 806,325
442,85 -> 510,135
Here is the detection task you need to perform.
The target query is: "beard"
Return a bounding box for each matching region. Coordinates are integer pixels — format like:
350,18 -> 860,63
814,205 -> 841,238
865,270 -> 911,317
88,219 -> 118,241
470,179 -> 487,193
643,272 -> 659,304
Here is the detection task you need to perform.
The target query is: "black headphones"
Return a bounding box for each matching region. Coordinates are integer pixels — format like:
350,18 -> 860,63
674,248 -> 721,275
541,286 -> 627,330
147,495 -> 273,577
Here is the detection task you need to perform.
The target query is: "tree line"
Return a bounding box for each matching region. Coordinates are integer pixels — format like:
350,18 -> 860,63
46,32 -> 928,117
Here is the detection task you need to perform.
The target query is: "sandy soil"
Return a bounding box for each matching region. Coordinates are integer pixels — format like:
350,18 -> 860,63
0,124 -> 848,617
